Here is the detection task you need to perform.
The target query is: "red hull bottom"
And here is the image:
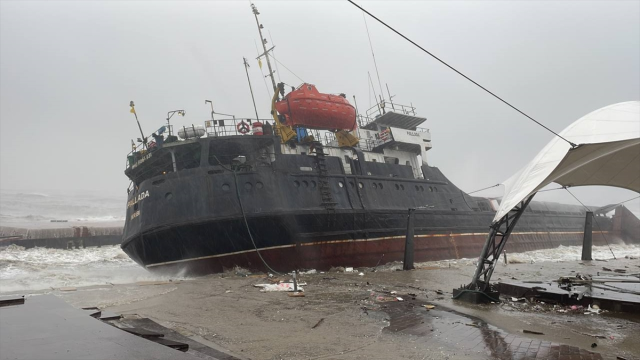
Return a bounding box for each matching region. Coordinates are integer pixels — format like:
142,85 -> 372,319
145,231 -> 622,276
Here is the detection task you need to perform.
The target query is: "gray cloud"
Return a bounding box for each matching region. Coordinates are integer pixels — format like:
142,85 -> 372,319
1,1 -> 638,212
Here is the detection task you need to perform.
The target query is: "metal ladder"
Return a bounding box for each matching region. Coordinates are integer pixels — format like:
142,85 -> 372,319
314,142 -> 337,211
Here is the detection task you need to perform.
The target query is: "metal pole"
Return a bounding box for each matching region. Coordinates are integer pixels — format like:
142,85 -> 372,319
581,211 -> 593,260
205,100 -> 216,136
130,101 -> 147,150
386,83 -> 396,111
403,208 -> 415,270
251,3 -> 276,91
243,57 -> 260,120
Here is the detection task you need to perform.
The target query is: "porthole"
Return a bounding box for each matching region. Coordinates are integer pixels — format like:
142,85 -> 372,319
165,192 -> 173,200
415,185 -> 420,191
378,183 -> 383,189
434,187 -> 438,192
450,199 -> 453,204
400,184 -> 405,190
310,181 -> 316,188
429,186 -> 433,192
358,182 -> 364,189
372,183 -> 377,189
395,184 -> 400,190
420,186 -> 424,191
222,184 -> 230,191
245,182 -> 252,190
256,182 -> 264,189
338,181 -> 344,188
303,180 -> 309,188
349,181 -> 355,188
294,181 -> 300,187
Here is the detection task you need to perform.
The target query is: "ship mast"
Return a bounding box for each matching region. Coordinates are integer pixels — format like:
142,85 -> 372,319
251,3 -> 277,92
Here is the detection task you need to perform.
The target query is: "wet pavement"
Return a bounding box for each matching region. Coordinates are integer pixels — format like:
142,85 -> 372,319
4,256 -> 639,359
384,299 -> 604,360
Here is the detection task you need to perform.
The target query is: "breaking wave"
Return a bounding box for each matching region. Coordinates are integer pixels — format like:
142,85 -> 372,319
0,245 -> 185,293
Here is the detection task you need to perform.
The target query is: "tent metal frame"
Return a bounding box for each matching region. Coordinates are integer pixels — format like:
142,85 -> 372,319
468,194 -> 535,292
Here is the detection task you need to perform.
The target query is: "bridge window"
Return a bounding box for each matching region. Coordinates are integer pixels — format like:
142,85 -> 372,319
175,143 -> 202,170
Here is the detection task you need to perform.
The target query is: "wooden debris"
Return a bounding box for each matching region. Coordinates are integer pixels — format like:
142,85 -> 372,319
312,318 -> 325,329
523,329 -> 544,335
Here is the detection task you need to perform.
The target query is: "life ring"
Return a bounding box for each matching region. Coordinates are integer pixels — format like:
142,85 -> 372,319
237,121 -> 251,134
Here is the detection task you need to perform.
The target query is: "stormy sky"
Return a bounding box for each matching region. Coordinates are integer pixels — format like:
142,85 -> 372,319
1,1 -> 638,213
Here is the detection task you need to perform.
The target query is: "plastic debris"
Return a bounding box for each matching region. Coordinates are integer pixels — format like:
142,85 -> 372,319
424,305 -> 435,310
254,282 -> 305,292
511,297 -> 525,302
345,267 -> 354,272
523,329 -> 544,335
396,297 -> 404,301
358,272 -> 365,276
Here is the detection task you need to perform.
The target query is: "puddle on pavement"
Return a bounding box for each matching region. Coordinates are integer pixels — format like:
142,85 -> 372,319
383,298 -> 606,360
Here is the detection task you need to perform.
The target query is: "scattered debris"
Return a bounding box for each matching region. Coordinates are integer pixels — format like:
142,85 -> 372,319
465,323 -> 479,328
225,290 -> 232,293
345,267 -> 354,272
300,269 -> 317,275
591,343 -> 597,348
511,297 -> 525,302
435,290 -> 444,295
376,296 -> 397,302
287,292 -> 305,298
523,329 -> 544,335
358,272 -> 365,276
254,282 -> 305,292
572,330 -> 607,339
312,318 -> 325,329
396,297 -> 404,301
423,305 -> 435,310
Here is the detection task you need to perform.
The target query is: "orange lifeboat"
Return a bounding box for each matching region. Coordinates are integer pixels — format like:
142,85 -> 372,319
275,83 -> 357,131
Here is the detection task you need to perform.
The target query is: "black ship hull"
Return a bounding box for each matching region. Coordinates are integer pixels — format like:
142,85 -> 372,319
122,208 -> 619,276
121,136 -> 637,276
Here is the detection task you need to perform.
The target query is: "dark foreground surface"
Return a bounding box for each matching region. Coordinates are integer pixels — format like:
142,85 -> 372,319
4,257 -> 640,360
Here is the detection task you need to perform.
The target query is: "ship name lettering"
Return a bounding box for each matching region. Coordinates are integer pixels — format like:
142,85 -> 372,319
131,153 -> 152,169
130,210 -> 140,220
406,131 -> 419,136
127,190 -> 150,208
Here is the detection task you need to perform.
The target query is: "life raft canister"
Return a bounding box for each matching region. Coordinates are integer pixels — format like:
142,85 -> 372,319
252,121 -> 263,136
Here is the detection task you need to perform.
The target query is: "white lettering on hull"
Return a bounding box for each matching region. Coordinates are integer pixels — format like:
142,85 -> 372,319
127,190 -> 150,208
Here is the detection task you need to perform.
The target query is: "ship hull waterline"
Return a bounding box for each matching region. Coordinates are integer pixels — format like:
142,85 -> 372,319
121,211 -> 618,276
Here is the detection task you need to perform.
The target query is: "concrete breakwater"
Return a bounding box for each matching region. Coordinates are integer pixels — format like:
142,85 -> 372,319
0,226 -> 123,249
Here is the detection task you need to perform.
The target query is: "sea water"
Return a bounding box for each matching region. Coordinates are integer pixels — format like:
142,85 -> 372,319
1,243 -> 638,293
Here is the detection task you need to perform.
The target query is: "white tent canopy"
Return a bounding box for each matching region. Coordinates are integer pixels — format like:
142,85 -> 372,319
493,101 -> 640,223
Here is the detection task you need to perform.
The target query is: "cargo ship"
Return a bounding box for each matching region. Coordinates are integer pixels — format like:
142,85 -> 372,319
120,5 -> 639,276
